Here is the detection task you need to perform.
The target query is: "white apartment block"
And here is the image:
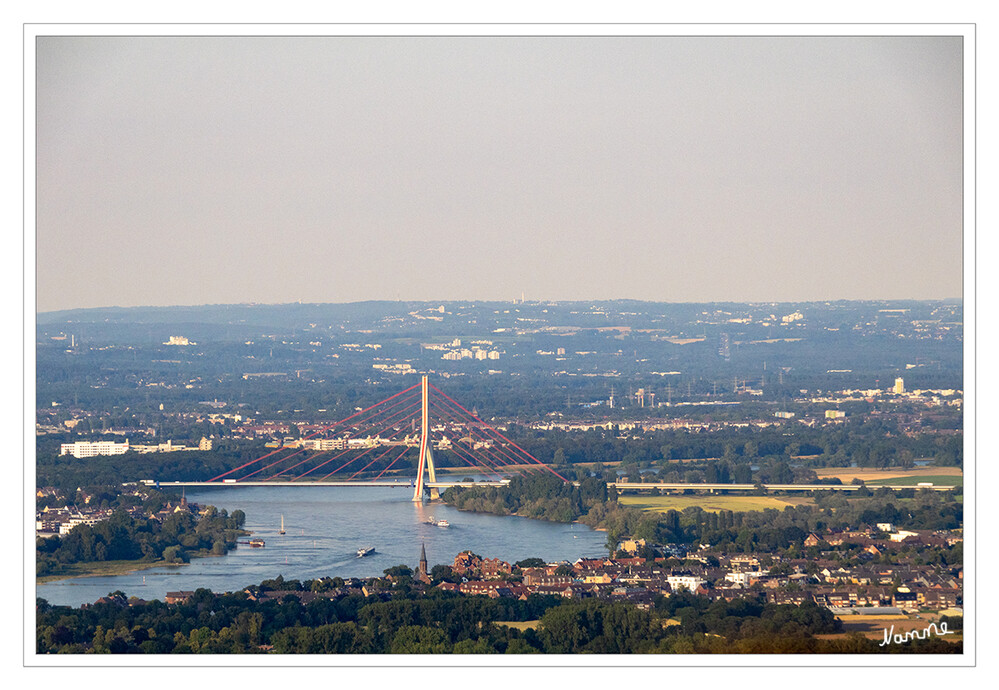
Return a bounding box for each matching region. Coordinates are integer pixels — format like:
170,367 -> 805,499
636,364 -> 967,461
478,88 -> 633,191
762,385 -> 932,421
302,438 -> 349,451
60,440 -> 130,458
667,574 -> 705,592
59,514 -> 104,534
724,570 -> 769,587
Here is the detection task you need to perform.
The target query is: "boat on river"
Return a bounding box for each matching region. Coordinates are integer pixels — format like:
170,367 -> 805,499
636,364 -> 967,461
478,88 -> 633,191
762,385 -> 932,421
279,515 -> 286,535
356,546 -> 376,558
249,538 -> 265,547
436,519 -> 450,528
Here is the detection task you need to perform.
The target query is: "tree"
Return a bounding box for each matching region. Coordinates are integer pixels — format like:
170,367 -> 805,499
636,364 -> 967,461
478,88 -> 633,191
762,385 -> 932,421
514,558 -> 546,569
389,625 -> 450,653
162,545 -> 186,563
383,565 -> 413,579
430,565 -> 460,583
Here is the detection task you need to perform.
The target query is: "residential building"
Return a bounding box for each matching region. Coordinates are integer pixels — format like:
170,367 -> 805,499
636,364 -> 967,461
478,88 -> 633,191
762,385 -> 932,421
60,440 -> 130,458
666,574 -> 705,592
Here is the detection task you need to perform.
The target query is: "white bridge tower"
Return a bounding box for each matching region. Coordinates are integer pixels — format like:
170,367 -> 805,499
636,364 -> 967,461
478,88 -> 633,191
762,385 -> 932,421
412,375 -> 440,502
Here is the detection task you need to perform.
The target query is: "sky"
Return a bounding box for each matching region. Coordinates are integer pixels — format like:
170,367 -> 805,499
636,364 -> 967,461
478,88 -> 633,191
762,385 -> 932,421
33,34 -> 965,312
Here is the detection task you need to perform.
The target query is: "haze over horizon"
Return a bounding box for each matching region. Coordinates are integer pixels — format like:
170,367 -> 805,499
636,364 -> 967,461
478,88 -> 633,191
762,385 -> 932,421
35,35 -> 964,313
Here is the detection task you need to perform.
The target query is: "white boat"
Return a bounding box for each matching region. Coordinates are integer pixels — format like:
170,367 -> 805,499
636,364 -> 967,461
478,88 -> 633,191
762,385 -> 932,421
279,515 -> 286,535
436,519 -> 450,528
356,546 -> 376,558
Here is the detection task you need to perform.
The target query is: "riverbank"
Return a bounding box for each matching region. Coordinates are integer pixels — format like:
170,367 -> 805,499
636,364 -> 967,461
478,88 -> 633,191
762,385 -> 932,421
37,558 -> 181,584
35,549 -> 234,584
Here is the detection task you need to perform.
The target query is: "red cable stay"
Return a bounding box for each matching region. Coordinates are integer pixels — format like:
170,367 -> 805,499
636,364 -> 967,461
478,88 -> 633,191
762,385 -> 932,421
373,446 -> 411,480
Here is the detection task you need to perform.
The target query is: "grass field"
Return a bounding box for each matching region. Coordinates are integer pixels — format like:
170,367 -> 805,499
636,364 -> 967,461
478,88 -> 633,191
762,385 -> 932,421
618,494 -> 810,513
865,474 -> 964,487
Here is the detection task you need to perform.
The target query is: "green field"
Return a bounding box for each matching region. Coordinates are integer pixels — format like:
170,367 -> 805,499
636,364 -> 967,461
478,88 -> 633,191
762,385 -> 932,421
618,495 -> 807,514
36,558 -> 181,584
865,475 -> 964,487
495,620 -> 540,631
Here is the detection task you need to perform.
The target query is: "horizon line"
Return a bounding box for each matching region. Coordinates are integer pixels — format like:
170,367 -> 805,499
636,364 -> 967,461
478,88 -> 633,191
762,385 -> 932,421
36,296 -> 964,316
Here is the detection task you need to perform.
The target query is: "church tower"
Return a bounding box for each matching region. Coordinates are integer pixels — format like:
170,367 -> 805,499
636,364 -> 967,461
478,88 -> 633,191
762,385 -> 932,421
417,542 -> 430,583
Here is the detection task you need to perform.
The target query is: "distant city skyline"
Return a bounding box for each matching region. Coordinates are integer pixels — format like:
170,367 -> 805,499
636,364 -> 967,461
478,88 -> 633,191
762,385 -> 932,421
34,33 -> 965,313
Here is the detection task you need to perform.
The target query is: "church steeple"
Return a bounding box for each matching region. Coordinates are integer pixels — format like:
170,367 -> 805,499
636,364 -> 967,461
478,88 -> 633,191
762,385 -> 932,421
417,542 -> 429,583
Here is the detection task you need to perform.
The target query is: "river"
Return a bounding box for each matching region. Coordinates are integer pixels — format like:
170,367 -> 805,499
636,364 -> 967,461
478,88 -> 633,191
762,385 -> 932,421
35,484 -> 607,607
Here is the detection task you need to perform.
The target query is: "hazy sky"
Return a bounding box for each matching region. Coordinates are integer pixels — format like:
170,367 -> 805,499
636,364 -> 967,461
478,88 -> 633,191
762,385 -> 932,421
34,35 -> 964,312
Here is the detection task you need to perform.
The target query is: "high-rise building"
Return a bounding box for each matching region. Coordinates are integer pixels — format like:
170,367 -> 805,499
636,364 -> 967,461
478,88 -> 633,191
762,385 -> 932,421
718,333 -> 731,361
894,377 -> 905,394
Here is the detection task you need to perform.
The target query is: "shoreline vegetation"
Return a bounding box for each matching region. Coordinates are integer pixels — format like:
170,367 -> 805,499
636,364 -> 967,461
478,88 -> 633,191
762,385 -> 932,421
35,549 -> 230,584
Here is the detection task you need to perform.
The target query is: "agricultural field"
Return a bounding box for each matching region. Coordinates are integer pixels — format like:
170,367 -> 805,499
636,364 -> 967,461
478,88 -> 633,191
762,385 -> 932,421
814,466 -> 962,483
618,494 -> 812,514
495,620 -> 540,631
864,474 -> 964,487
816,613 -> 962,643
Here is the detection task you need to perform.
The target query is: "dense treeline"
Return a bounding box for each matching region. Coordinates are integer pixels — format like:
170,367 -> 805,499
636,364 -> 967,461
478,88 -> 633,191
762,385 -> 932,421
35,584 -> 959,654
505,422 -> 963,470
36,507 -> 246,576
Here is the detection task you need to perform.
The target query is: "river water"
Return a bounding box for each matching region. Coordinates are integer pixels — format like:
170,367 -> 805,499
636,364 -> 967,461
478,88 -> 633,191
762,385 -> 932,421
35,484 -> 607,607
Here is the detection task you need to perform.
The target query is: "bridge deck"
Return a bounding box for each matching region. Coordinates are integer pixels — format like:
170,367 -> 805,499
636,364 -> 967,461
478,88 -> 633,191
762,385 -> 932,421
610,482 -> 955,492
142,480 -> 509,488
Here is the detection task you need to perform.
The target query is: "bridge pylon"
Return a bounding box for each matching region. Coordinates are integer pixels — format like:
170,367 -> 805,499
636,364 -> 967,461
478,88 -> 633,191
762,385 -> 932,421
413,375 -> 439,502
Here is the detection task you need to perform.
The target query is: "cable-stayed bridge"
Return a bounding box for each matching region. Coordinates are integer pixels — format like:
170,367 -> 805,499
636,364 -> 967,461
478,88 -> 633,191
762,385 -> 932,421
147,376 -> 567,501
144,375 -> 956,499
